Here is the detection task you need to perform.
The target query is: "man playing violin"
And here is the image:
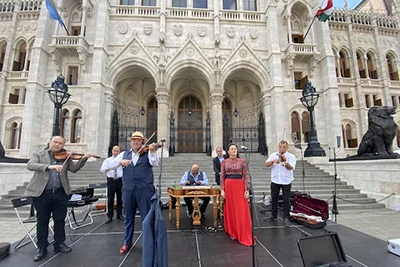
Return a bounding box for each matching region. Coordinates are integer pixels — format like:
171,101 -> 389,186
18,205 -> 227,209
108,131 -> 160,255
25,136 -> 94,262
265,140 -> 296,224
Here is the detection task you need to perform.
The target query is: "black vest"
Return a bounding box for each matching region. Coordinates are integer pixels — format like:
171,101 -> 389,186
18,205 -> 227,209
186,171 -> 203,185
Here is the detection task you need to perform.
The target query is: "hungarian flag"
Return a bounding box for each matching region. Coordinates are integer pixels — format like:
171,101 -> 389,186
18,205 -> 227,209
315,0 -> 333,22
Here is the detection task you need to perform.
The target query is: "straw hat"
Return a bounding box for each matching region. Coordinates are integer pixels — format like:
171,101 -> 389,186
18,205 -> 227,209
128,131 -> 147,142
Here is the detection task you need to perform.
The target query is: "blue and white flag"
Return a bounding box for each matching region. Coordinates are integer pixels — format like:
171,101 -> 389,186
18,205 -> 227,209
46,0 -> 64,26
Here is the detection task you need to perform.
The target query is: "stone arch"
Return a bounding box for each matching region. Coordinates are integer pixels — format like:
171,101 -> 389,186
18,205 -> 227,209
107,58 -> 158,89
220,61 -> 268,91
165,59 -> 214,90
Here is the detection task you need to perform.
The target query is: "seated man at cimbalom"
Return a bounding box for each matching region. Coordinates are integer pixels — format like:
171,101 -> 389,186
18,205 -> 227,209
179,164 -> 210,219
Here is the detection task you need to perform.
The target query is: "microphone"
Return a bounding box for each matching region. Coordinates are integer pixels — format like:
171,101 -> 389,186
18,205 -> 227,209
160,138 -> 167,143
241,146 -> 248,151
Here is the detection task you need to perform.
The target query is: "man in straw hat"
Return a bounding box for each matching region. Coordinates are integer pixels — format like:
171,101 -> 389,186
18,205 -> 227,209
108,131 -> 160,254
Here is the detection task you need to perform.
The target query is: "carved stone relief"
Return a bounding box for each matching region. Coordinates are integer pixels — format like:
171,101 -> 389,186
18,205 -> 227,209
197,25 -> 206,37
226,27 -> 235,38
130,45 -> 139,55
174,24 -> 182,36
143,24 -> 152,35
119,22 -> 128,34
249,28 -> 258,39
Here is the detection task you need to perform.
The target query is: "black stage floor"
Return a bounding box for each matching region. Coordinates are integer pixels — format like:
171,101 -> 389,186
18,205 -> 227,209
2,205 -> 400,267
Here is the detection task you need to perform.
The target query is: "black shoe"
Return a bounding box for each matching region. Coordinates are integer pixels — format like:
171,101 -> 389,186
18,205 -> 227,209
263,216 -> 277,221
117,214 -> 124,220
33,247 -> 47,262
105,217 -> 112,224
54,242 -> 72,254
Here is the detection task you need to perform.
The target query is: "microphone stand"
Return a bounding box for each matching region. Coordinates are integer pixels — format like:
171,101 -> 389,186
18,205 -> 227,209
243,148 -> 257,267
332,147 -> 339,223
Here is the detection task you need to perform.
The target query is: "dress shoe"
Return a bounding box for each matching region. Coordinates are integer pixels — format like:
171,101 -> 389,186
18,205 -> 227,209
263,216 -> 277,221
54,242 -> 72,254
119,244 -> 132,255
105,217 -> 112,224
117,214 -> 124,220
33,247 -> 47,262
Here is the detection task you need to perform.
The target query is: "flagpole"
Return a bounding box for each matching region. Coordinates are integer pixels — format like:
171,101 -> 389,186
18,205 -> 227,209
303,16 -> 316,41
61,22 -> 70,36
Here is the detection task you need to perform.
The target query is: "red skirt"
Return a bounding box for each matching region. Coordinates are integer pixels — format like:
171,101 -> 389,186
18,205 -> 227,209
223,179 -> 252,246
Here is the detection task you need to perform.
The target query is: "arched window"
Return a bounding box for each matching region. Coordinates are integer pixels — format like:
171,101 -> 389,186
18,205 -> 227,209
61,109 -> 70,142
367,52 -> 378,79
357,52 -> 367,78
147,97 -> 158,136
71,109 -> 82,143
345,124 -> 358,148
12,42 -> 27,71
8,122 -> 21,149
301,111 -> 310,143
339,50 -> 351,77
333,49 -> 339,77
386,54 -> 399,81
0,41 -> 7,71
291,111 -> 301,142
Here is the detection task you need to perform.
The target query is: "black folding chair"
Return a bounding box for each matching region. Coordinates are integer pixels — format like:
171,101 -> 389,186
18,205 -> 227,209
11,196 -> 54,250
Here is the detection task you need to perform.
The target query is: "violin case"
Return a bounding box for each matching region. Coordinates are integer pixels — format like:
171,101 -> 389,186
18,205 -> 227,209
68,187 -> 98,206
290,194 -> 329,229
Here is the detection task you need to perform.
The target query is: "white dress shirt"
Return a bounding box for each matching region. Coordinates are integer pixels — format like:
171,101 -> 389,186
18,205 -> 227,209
100,155 -> 123,178
266,152 -> 296,185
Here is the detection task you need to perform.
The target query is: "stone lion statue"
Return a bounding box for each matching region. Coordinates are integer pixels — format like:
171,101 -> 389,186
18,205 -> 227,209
357,106 -> 398,156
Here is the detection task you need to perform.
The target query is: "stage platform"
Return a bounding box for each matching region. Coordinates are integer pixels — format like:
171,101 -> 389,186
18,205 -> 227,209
2,204 -> 399,267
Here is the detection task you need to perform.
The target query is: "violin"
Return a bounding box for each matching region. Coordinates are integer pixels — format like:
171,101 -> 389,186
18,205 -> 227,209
279,152 -> 286,163
54,150 -> 100,161
137,144 -> 162,156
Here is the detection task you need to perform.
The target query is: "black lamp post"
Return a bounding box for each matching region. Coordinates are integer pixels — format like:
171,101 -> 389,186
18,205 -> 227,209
47,74 -> 71,136
299,81 -> 326,157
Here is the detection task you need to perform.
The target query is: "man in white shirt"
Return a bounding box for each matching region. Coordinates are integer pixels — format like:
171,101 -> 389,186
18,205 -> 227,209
100,145 -> 124,224
265,140 -> 296,222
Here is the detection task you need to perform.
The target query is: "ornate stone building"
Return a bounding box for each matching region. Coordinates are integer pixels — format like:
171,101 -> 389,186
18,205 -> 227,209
0,0 -> 399,158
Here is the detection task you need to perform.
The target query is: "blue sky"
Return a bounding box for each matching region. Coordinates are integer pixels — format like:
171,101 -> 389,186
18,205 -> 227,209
333,0 -> 363,9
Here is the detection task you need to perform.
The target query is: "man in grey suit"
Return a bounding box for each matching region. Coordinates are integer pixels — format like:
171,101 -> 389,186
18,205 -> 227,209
26,136 -> 93,262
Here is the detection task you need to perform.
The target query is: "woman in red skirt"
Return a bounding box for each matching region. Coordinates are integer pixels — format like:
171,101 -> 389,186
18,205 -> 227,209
220,143 -> 253,246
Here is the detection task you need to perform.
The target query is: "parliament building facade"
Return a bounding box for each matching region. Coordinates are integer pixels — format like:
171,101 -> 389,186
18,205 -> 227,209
0,0 -> 399,158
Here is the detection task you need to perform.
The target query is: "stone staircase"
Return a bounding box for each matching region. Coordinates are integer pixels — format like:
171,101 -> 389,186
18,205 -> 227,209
0,153 -> 385,219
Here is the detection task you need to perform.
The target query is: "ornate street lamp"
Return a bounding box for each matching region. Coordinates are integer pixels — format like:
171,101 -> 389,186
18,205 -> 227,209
47,74 -> 71,136
140,106 -> 145,116
299,81 -> 326,157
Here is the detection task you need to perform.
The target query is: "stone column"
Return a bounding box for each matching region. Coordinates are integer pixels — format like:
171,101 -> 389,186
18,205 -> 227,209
156,86 -> 170,157
210,89 -> 224,155
80,0 -> 87,37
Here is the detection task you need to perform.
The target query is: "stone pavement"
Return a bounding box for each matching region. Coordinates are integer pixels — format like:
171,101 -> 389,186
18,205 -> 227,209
1,208 -> 399,245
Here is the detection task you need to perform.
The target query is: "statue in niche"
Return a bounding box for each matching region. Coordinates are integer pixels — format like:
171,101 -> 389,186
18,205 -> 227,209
214,52 -> 221,71
356,106 -> 399,158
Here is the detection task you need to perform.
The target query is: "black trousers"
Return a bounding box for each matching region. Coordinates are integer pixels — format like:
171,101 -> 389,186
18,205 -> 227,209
270,182 -> 292,219
33,190 -> 68,248
184,197 -> 210,215
107,178 -> 123,218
